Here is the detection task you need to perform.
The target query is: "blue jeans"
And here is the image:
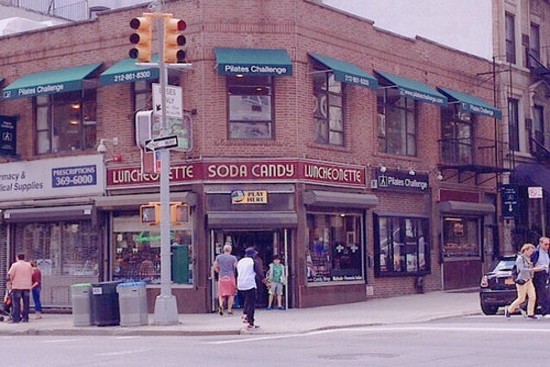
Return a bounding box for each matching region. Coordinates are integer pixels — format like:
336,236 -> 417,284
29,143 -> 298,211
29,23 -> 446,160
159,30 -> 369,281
11,289 -> 30,322
32,286 -> 42,313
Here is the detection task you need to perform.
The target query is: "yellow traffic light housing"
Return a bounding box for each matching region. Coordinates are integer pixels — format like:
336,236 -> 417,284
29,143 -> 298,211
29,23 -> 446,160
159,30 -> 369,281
129,15 -> 153,63
140,204 -> 160,225
170,204 -> 189,225
163,17 -> 187,63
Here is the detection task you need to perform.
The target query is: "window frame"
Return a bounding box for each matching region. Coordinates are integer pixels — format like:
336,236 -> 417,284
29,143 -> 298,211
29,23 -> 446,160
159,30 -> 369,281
226,75 -> 274,140
312,71 -> 345,146
34,89 -> 97,155
440,104 -> 474,165
505,12 -> 516,64
508,97 -> 520,151
377,87 -> 418,156
374,214 -> 431,277
530,23 -> 541,61
441,216 -> 481,259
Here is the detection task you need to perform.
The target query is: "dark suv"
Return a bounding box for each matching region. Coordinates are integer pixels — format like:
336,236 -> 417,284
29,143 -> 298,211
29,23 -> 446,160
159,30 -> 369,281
479,256 -> 518,315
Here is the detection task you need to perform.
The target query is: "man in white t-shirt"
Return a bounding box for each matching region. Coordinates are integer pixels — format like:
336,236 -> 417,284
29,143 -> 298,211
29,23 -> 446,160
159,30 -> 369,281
237,247 -> 266,330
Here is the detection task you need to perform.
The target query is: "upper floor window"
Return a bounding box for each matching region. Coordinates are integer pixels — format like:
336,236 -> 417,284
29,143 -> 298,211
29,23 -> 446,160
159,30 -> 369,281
377,88 -> 417,156
227,76 -> 273,140
505,13 -> 516,64
313,72 -> 344,146
533,105 -> 544,147
36,90 -> 96,154
441,104 -> 473,165
508,98 -> 520,151
530,23 -> 541,61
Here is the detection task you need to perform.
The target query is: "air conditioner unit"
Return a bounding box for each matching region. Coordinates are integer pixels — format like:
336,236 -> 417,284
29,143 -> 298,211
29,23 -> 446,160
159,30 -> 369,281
370,179 -> 378,189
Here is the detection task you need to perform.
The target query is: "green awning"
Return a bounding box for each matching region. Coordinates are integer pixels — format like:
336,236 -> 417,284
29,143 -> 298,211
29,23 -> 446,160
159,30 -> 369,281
438,87 -> 501,119
374,70 -> 447,107
100,56 -> 160,86
2,63 -> 102,100
309,53 -> 377,89
214,48 -> 292,76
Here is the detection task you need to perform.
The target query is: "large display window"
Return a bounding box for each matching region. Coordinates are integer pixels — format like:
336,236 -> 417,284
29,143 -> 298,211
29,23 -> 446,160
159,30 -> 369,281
306,212 -> 363,283
112,215 -> 194,285
374,215 -> 430,276
442,216 -> 480,258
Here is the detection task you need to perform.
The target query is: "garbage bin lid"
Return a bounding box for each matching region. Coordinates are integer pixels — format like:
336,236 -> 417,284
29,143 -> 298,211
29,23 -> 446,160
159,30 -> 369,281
91,281 -> 123,287
117,281 -> 146,288
71,283 -> 92,288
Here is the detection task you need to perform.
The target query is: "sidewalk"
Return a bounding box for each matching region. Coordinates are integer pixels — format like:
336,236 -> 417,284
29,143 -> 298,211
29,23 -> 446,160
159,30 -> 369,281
0,291 -> 480,337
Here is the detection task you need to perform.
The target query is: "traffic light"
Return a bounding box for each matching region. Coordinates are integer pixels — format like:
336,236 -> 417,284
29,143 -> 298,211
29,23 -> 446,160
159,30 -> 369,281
163,17 -> 186,63
140,204 -> 160,225
170,204 -> 189,225
129,15 -> 153,62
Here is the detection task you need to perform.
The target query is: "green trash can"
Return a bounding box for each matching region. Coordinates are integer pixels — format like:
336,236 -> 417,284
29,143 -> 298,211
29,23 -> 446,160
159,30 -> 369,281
171,244 -> 189,284
71,283 -> 92,327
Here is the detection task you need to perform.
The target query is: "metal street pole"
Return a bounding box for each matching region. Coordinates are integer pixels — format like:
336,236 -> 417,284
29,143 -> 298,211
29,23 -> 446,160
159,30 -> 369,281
152,0 -> 178,326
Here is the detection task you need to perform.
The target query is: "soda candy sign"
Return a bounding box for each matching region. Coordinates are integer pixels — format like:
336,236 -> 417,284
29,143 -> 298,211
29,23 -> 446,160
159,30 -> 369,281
107,159 -> 367,189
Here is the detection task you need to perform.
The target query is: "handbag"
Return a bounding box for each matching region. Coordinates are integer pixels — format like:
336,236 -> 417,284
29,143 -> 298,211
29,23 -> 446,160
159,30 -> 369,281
515,279 -> 527,285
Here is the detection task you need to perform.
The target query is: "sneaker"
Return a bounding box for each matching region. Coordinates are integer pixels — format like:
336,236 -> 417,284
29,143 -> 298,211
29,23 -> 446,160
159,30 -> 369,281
504,308 -> 511,320
527,315 -> 541,320
277,306 -> 285,310
246,324 -> 260,330
227,310 -> 233,315
218,306 -> 223,316
519,308 -> 527,318
266,306 -> 272,310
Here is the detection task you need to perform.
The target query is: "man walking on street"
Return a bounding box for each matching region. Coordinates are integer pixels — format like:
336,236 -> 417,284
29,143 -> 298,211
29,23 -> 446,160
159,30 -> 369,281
7,253 -> 33,323
532,237 -> 550,316
237,247 -> 266,330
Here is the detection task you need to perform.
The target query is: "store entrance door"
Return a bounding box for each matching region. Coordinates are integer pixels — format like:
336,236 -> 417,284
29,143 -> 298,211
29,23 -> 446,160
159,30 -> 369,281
210,229 -> 289,311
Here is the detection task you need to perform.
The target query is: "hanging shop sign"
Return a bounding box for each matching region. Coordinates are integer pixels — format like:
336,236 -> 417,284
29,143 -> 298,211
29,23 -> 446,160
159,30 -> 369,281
0,115 -> 16,156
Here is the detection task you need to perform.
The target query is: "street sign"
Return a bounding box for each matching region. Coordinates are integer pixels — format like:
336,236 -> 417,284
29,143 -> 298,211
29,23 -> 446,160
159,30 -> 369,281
145,135 -> 179,152
152,83 -> 183,118
528,186 -> 543,199
501,184 -> 519,218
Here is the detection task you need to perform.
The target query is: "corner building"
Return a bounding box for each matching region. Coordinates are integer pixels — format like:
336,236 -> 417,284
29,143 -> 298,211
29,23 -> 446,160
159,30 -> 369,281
0,0 -> 502,312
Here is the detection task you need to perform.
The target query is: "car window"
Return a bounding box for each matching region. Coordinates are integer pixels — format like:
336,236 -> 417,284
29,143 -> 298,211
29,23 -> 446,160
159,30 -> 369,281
493,259 -> 515,272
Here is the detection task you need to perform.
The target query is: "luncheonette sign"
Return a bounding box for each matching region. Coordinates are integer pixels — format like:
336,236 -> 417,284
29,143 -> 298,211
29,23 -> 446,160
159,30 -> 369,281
0,155 -> 104,201
107,159 -> 366,189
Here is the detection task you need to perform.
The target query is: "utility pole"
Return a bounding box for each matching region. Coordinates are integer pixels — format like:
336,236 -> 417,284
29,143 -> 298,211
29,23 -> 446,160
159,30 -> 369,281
131,0 -> 191,325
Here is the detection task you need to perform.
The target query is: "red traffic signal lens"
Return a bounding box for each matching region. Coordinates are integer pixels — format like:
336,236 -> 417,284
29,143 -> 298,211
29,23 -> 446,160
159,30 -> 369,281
176,19 -> 187,31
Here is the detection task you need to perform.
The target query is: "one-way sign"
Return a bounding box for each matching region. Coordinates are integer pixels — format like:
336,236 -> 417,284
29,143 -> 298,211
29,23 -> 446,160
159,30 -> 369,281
145,135 -> 179,152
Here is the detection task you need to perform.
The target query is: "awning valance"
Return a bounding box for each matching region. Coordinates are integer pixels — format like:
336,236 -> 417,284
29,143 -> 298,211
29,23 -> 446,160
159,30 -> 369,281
208,212 -> 298,229
438,87 -> 501,119
374,70 -> 447,106
439,201 -> 495,215
214,48 -> 293,76
309,53 -> 377,89
100,57 -> 159,86
2,205 -> 94,223
2,63 -> 102,100
94,192 -> 197,210
304,190 -> 378,209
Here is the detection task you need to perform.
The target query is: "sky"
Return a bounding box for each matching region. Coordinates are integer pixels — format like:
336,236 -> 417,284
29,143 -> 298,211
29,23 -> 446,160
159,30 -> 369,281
322,0 -> 493,60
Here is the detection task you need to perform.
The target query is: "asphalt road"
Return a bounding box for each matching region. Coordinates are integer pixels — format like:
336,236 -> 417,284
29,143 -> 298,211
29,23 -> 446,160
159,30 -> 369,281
4,315 -> 550,367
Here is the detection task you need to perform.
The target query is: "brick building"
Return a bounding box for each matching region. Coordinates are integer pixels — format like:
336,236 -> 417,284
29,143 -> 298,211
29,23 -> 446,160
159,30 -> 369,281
0,0 -> 502,312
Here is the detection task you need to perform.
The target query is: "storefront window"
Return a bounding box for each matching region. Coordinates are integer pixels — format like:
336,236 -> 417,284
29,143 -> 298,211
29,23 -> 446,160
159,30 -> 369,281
313,72 -> 344,146
14,221 -> 100,276
227,76 -> 273,139
442,217 -> 480,258
112,215 -> 193,285
375,215 -> 430,276
35,89 -> 97,154
377,87 -> 417,156
306,213 -> 363,283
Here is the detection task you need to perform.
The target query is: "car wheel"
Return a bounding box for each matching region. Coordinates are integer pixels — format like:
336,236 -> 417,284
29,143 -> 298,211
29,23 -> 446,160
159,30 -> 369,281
481,303 -> 498,315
